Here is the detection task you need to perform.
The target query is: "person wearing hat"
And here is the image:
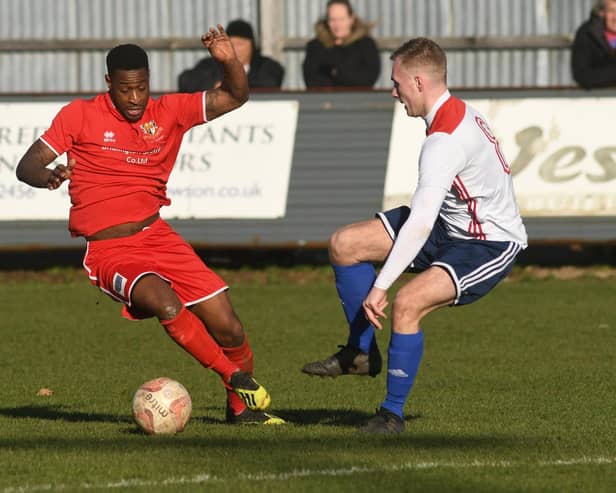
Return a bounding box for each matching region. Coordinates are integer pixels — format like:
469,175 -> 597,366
178,19 -> 284,91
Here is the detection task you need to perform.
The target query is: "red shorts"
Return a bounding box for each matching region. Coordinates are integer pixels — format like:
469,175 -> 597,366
83,217 -> 227,319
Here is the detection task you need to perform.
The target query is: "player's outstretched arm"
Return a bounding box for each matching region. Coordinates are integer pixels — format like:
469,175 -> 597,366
16,140 -> 75,190
201,24 -> 249,121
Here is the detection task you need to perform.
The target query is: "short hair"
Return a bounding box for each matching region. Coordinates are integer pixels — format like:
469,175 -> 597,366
390,37 -> 447,83
226,19 -> 255,41
326,0 -> 354,16
106,44 -> 149,75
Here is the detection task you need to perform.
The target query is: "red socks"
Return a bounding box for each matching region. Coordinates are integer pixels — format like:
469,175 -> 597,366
161,307 -> 238,383
222,338 -> 255,415
161,307 -> 258,416
222,338 -> 254,375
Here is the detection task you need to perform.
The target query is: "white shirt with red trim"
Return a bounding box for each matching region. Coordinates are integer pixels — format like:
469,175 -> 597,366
374,90 -> 527,290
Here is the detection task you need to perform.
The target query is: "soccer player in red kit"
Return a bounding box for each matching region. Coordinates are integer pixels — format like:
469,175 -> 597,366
16,25 -> 284,425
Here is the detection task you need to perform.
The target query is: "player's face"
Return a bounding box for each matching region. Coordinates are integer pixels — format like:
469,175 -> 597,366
391,58 -> 422,117
105,68 -> 150,122
603,0 -> 616,33
327,3 -> 354,42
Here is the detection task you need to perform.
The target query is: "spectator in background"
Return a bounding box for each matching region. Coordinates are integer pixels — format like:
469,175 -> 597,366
178,19 -> 284,91
571,0 -> 616,89
303,0 -> 380,88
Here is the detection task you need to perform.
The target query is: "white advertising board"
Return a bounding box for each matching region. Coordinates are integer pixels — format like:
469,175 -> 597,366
384,97 -> 616,216
0,99 -> 298,220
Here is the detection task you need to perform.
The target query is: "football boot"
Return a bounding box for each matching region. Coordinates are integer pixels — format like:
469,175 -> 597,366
301,344 -> 382,378
229,371 -> 271,411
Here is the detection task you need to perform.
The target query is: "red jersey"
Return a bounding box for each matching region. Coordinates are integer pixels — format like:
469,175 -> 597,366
40,91 -> 206,237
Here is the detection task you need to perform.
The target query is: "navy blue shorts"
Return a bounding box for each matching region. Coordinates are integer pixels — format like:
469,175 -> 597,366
377,206 -> 522,305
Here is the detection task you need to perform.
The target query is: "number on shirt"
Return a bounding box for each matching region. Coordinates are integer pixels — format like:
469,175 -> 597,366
475,116 -> 511,174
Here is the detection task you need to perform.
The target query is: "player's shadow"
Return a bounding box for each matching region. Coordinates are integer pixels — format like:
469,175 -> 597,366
248,408 -> 421,427
0,405 -> 132,424
190,407 -> 420,427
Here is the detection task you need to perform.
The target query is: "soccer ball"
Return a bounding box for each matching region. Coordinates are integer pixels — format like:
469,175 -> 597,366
132,377 -> 192,435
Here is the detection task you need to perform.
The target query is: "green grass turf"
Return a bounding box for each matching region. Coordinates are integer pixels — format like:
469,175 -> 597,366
1,268 -> 615,492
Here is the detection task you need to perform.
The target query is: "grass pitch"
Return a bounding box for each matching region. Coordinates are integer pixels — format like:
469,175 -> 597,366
1,267 -> 615,492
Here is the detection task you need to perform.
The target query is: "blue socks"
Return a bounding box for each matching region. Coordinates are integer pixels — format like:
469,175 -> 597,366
382,331 -> 424,418
333,263 -> 377,354
333,263 -> 423,419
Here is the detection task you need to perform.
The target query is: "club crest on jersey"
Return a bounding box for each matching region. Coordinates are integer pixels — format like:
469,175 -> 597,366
140,120 -> 163,141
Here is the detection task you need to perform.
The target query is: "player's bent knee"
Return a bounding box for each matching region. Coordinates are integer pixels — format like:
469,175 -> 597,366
328,229 -> 342,261
146,297 -> 183,321
213,316 -> 244,347
391,296 -> 421,324
329,228 -> 355,264
192,301 -> 245,347
132,274 -> 183,321
159,302 -> 183,321
391,285 -> 429,323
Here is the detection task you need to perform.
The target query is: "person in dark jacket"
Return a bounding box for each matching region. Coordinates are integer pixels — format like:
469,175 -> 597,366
178,19 -> 284,91
302,0 -> 380,88
571,0 -> 616,89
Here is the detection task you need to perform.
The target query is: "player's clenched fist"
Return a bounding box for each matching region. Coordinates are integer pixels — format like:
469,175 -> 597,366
47,159 -> 76,190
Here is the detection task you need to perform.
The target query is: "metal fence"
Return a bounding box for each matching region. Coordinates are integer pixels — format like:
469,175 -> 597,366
0,0 -> 598,92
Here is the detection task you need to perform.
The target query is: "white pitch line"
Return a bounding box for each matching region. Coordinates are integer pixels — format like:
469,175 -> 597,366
2,456 -> 615,493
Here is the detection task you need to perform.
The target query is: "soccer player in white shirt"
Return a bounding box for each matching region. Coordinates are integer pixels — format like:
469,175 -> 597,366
301,37 -> 528,433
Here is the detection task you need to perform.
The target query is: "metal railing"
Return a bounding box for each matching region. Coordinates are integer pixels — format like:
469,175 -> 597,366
0,34 -> 573,53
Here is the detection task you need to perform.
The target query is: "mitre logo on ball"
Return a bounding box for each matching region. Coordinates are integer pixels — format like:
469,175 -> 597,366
132,377 -> 192,435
